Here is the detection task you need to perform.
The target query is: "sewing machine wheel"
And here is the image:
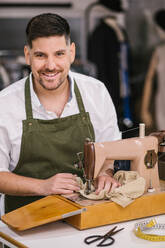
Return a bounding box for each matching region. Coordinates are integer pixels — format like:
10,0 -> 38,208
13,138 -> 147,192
144,150 -> 157,169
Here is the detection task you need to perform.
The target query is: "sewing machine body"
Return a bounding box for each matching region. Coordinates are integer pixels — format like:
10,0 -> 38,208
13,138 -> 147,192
92,136 -> 160,192
2,133 -> 165,231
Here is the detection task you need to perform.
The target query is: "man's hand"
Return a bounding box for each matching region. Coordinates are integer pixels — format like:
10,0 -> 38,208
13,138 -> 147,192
42,173 -> 80,196
0,172 -> 80,197
94,174 -> 120,195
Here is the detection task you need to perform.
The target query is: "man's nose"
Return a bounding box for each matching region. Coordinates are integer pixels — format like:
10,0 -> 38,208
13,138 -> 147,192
45,57 -> 57,70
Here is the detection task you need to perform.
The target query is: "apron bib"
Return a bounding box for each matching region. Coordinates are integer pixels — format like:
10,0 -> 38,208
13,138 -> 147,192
5,77 -> 95,213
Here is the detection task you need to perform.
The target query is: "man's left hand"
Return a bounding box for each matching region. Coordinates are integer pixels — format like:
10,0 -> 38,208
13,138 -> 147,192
94,175 -> 120,195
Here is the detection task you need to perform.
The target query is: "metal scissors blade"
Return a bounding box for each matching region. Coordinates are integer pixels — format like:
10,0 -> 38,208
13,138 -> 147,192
108,226 -> 124,236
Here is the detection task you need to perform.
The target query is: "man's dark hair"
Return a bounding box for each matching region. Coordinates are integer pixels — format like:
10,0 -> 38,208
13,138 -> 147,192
26,13 -> 71,48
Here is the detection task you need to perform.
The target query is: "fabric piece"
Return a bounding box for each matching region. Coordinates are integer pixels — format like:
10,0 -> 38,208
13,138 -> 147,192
78,170 -> 146,208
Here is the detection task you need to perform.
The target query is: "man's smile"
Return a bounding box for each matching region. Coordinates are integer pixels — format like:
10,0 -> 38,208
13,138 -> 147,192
41,72 -> 59,80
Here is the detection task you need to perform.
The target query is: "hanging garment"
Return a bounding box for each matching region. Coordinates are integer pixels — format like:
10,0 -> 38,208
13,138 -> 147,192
120,41 -> 133,127
88,18 -> 133,129
155,44 -> 165,130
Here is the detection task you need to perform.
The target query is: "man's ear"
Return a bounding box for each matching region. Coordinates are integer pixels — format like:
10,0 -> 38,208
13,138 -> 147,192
70,42 -> 76,64
24,45 -> 31,65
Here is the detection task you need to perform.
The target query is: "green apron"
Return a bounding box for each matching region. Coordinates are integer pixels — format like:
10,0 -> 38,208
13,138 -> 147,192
5,77 -> 95,213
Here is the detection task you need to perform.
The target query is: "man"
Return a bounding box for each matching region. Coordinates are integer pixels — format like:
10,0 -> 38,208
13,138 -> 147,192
0,13 -> 121,214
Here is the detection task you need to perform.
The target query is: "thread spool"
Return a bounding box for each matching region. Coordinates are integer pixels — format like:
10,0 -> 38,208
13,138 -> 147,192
139,123 -> 145,138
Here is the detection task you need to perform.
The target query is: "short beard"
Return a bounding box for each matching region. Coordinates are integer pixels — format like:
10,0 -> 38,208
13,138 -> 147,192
38,78 -> 63,91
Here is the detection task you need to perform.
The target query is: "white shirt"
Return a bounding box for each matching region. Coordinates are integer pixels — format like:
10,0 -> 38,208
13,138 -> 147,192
0,71 -> 121,173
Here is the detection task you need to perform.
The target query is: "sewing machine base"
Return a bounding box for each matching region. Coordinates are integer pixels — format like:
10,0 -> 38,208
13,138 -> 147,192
2,181 -> 165,231
65,190 -> 165,229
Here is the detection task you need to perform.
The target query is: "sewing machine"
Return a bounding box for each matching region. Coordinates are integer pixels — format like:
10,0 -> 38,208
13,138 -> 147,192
2,125 -> 165,231
84,130 -> 160,194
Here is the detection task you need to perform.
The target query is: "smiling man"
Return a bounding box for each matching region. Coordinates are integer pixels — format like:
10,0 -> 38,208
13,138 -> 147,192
0,13 -> 121,214
24,35 -> 75,116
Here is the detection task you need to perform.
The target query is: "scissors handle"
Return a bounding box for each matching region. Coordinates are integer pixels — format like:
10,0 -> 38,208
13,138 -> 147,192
97,237 -> 115,247
84,235 -> 114,246
84,235 -> 103,244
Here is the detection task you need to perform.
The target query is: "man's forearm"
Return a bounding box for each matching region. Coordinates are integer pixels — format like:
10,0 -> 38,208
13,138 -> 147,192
0,171 -> 80,196
0,172 -> 44,196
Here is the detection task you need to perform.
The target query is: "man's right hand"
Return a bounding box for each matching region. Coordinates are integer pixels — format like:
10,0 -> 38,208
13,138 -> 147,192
41,173 -> 80,196
0,171 -> 80,197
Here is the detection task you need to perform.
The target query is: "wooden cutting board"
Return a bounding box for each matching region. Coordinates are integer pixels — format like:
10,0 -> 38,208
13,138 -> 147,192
1,195 -> 86,231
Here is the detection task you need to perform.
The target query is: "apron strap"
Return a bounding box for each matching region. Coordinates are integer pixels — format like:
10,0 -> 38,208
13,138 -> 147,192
24,77 -> 87,120
74,80 -> 86,114
25,77 -> 33,120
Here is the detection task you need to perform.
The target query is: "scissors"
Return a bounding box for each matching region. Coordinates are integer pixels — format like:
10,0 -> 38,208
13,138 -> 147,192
84,226 -> 124,247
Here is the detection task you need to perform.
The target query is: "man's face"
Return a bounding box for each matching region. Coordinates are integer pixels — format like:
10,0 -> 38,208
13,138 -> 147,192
24,35 -> 75,91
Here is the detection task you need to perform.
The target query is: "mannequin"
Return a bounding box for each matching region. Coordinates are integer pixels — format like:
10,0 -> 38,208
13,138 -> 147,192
141,9 -> 165,130
88,0 -> 133,131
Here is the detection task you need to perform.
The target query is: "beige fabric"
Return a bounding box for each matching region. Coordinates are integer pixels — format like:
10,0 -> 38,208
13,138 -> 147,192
77,170 -> 146,208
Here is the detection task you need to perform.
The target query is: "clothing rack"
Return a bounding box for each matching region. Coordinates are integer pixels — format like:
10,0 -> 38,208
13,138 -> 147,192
0,50 -> 23,57
0,50 -> 30,88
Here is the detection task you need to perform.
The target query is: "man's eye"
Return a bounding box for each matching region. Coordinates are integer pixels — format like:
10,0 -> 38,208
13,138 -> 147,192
35,53 -> 44,57
57,52 -> 65,56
